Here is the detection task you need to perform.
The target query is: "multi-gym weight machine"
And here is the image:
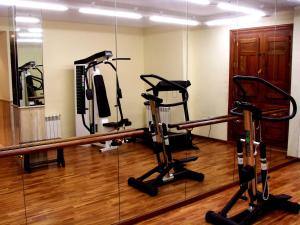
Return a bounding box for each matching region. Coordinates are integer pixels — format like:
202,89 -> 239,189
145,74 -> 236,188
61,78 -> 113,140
128,74 -> 204,196
205,75 -> 300,225
74,50 -> 132,151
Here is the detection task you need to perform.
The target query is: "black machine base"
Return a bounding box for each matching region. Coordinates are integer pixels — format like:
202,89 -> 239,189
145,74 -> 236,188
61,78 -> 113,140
128,156 -> 204,196
205,193 -> 300,225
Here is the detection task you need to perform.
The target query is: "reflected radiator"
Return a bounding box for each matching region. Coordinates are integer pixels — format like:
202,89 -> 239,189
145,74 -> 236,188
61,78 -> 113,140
146,105 -> 171,126
45,114 -> 62,139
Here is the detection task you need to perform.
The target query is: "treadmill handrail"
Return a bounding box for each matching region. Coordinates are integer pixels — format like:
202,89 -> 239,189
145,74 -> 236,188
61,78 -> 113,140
140,74 -> 189,107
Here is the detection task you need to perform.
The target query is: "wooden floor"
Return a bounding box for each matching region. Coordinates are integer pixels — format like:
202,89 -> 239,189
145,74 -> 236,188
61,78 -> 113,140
139,161 -> 300,225
0,138 -> 294,225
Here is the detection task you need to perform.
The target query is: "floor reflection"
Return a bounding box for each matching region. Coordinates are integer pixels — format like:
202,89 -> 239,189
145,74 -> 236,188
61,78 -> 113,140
0,137 -> 291,224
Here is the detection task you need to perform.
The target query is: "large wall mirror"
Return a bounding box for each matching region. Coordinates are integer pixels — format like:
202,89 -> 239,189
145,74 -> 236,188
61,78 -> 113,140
1,0 -> 300,225
14,8 -> 44,107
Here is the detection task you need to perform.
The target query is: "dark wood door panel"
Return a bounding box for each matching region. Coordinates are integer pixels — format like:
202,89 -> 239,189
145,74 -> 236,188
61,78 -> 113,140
228,24 -> 293,148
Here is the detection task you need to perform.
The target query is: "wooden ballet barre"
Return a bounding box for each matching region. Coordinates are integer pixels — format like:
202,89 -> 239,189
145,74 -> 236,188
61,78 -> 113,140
0,129 -> 144,158
173,108 -> 288,130
167,115 -> 229,128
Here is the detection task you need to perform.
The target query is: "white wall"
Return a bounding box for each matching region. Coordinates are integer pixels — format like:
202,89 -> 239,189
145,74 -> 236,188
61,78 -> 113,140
288,7 -> 300,157
188,11 -> 295,141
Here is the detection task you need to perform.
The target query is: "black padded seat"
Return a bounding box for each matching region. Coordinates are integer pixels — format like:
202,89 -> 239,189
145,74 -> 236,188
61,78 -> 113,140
103,118 -> 132,129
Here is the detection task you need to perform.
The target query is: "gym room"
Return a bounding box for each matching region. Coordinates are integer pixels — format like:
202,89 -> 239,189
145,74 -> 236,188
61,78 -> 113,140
0,0 -> 299,224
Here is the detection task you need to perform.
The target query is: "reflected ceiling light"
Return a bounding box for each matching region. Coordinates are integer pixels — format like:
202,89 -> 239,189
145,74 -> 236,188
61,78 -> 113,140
149,15 -> 200,26
17,38 -> 43,43
217,2 -> 266,16
79,7 -> 143,19
18,32 -> 42,38
15,16 -> 40,24
28,28 -> 43,33
187,0 -> 210,5
0,0 -> 68,11
15,28 -> 20,32
205,15 -> 262,26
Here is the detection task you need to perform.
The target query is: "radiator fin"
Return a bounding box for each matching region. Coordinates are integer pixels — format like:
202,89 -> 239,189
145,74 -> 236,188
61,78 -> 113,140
146,105 -> 171,127
45,114 -> 62,139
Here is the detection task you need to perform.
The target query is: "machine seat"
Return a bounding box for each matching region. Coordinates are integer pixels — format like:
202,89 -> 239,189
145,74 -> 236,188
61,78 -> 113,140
103,118 -> 132,129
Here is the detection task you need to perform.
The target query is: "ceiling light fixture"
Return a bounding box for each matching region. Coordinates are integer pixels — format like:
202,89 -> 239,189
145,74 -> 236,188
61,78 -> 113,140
205,15 -> 262,26
187,0 -> 210,5
17,38 -> 43,43
79,7 -> 143,19
15,16 -> 40,24
28,28 -> 43,33
217,2 -> 266,16
0,0 -> 68,11
149,15 -> 200,26
18,32 -> 43,38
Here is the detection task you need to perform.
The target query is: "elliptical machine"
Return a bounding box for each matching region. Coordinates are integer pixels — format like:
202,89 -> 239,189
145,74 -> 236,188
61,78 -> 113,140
128,74 -> 204,196
206,75 -> 300,225
74,50 -> 132,151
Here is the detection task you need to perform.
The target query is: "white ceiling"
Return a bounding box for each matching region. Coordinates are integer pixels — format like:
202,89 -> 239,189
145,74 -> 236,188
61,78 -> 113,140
0,0 -> 300,27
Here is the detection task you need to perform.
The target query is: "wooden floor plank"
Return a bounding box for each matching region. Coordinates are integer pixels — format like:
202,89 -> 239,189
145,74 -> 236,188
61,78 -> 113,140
0,138 -> 293,225
138,162 -> 300,225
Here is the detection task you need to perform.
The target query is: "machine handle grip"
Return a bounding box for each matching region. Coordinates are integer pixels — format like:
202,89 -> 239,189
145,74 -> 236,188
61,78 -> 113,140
231,75 -> 297,121
140,74 -> 188,107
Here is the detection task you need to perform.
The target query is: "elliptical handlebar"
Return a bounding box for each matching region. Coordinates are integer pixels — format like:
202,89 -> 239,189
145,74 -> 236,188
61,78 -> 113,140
230,75 -> 297,121
140,74 -> 189,107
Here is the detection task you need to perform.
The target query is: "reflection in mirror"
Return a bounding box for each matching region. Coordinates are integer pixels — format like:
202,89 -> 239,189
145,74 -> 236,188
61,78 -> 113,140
114,0 -> 201,221
1,1 -> 300,225
0,7 -> 13,147
13,8 -> 44,107
186,0 -> 298,194
0,6 -> 27,225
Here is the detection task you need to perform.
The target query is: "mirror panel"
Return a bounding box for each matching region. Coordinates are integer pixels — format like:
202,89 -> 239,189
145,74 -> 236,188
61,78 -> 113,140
116,0 -> 190,220
15,8 -> 44,107
1,0 -> 300,224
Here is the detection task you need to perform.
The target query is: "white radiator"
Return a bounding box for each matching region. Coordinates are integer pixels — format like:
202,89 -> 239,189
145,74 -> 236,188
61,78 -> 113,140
45,114 -> 62,139
146,105 -> 171,127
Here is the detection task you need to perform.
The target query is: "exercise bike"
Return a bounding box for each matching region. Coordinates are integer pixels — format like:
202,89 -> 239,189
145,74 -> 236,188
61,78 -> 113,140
128,74 -> 204,196
206,75 -> 300,225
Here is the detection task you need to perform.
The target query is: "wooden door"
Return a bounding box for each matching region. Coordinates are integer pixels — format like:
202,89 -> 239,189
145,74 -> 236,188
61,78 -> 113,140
228,24 -> 293,148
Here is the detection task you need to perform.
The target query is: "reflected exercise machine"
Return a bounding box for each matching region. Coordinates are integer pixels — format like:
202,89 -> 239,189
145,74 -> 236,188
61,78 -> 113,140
18,61 -> 44,106
143,75 -> 198,150
74,50 -> 132,151
128,74 -> 204,196
206,75 -> 300,225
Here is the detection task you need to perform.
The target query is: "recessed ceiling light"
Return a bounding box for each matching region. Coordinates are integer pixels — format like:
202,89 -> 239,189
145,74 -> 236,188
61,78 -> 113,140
17,38 -> 43,43
205,15 -> 262,26
149,15 -> 200,26
187,0 -> 210,5
18,32 -> 43,38
79,7 -> 143,20
15,16 -> 40,24
217,2 -> 266,16
28,28 -> 43,33
0,0 -> 68,11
